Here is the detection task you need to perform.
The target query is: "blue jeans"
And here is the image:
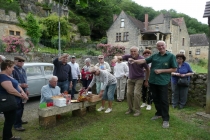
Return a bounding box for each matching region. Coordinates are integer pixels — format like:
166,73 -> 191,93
14,101 -> 24,128
57,80 -> 69,93
102,84 -> 116,101
70,79 -> 77,98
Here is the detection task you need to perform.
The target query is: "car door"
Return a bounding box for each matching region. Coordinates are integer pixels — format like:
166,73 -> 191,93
25,65 -> 45,97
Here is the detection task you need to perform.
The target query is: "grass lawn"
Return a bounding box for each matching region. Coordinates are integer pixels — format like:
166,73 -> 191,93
2,101 -> 209,140
189,63 -> 207,73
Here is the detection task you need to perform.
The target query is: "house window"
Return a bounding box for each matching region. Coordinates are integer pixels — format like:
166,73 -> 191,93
116,33 -> 121,42
189,51 -> 192,55
119,33 -> 121,41
121,19 -> 124,28
182,38 -> 185,46
9,30 -> 14,35
195,49 -> 200,55
16,31 -> 20,36
123,32 -> 129,41
155,26 -> 159,31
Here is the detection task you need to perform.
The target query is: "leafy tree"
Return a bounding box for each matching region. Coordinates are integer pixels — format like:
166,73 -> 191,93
18,13 -> 42,45
78,22 -> 90,36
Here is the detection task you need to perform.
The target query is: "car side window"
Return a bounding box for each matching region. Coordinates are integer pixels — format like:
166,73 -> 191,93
25,66 -> 42,77
44,66 -> 53,75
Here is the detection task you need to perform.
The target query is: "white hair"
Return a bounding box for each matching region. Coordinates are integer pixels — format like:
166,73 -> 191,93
130,46 -> 139,51
156,40 -> 166,46
88,65 -> 99,73
0,55 -> 6,61
85,58 -> 91,63
49,76 -> 58,81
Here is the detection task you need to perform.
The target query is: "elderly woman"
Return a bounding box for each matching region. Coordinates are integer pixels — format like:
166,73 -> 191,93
0,60 -> 28,140
95,55 -> 111,94
86,66 -> 117,113
81,58 -> 93,90
171,54 -> 194,109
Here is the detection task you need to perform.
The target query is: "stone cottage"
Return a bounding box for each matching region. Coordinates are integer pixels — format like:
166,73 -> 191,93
189,33 -> 209,60
107,11 -> 190,59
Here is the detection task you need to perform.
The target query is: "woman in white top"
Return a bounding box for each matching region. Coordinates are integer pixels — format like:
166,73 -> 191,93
114,57 -> 129,102
95,55 -> 111,94
86,65 -> 117,113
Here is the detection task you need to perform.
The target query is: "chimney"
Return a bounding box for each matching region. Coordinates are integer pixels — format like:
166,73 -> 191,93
113,14 -> 118,22
145,14 -> 148,30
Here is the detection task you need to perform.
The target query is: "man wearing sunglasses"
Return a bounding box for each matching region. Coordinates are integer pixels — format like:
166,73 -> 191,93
12,56 -> 29,131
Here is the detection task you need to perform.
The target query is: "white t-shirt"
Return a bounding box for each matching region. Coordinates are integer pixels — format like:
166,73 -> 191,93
68,62 -> 80,79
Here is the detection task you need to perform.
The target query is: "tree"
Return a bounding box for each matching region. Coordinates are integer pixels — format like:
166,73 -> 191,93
18,13 -> 42,45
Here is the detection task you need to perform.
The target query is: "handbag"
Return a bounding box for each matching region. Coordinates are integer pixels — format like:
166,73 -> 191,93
177,77 -> 189,87
0,93 -> 18,112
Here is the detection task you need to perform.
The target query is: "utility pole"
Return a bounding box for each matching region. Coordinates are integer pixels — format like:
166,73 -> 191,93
203,1 -> 210,113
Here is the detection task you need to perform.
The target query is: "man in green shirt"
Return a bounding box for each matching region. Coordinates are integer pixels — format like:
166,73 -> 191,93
131,41 -> 177,128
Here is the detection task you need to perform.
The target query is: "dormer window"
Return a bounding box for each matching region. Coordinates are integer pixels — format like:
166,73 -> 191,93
155,26 -> 159,31
121,19 -> 124,28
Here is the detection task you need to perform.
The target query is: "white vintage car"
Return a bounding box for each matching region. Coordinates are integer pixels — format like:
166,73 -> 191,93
23,63 -> 54,97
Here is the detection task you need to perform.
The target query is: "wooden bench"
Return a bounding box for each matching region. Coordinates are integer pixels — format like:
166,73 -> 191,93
38,101 -> 97,128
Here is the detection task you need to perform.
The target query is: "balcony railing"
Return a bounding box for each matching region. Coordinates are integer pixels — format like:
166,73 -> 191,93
140,40 -> 157,45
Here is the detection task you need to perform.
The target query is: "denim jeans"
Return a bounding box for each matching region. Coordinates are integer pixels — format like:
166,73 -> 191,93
3,109 -> 16,140
116,77 -> 127,100
70,79 -> 77,98
14,100 -> 24,128
102,84 -> 116,101
57,80 -> 69,93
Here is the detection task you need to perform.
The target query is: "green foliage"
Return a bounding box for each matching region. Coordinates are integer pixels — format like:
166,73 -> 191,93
0,0 -> 20,15
77,22 -> 91,36
51,36 -> 67,49
18,13 -> 42,45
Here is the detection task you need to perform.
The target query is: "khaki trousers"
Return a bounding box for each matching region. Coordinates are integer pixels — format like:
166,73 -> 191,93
126,79 -> 143,112
116,77 -> 127,100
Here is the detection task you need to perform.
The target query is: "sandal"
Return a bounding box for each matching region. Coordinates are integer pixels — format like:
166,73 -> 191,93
10,136 -> 21,140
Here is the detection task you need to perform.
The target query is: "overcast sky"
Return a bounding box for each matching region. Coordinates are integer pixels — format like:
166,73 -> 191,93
132,0 -> 208,24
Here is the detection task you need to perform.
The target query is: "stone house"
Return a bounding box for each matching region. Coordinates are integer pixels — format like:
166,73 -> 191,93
107,11 -> 190,59
189,33 -> 209,60
0,9 -> 28,39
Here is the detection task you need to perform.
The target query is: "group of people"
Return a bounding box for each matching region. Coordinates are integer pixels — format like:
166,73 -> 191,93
0,40 -> 194,140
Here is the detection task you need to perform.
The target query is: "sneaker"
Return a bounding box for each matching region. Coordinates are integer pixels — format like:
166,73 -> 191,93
151,115 -> 162,120
162,121 -> 170,128
125,109 -> 132,115
14,127 -> 25,131
97,106 -> 105,111
133,111 -> 140,117
105,108 -> 112,113
146,105 -> 151,110
140,103 -> 147,108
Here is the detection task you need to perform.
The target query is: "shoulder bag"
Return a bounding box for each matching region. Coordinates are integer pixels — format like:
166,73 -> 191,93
0,93 -> 18,112
177,77 -> 189,87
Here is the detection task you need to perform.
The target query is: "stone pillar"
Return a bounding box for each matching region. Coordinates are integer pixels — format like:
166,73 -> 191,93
72,108 -> 87,117
39,115 -> 56,128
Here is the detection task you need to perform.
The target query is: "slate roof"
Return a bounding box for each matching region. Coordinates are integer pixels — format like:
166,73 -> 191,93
203,1 -> 210,17
127,15 -> 145,31
149,13 -> 164,25
172,18 -> 184,26
189,33 -> 209,47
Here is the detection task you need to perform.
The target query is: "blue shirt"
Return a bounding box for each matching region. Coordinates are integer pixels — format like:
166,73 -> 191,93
0,74 -> 20,95
40,84 -> 61,103
171,62 -> 193,84
53,58 -> 72,82
12,65 -> 27,91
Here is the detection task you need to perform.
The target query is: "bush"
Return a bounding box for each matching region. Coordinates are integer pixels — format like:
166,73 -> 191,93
0,0 -> 21,15
77,22 -> 91,36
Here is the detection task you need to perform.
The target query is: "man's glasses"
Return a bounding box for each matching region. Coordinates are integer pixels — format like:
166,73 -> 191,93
98,58 -> 103,60
143,53 -> 150,55
18,60 -> 25,62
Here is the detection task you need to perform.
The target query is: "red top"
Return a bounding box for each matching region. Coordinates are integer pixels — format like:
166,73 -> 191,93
81,68 -> 93,80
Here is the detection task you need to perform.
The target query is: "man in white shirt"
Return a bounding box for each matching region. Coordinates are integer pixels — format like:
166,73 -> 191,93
68,56 -> 80,99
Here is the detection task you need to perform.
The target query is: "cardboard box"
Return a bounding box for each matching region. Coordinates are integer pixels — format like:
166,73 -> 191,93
87,94 -> 102,102
53,98 -> 66,107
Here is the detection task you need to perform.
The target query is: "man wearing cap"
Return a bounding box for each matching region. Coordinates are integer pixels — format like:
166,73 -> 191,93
0,55 -> 6,71
68,55 -> 80,99
12,56 -> 29,131
53,53 -> 72,93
